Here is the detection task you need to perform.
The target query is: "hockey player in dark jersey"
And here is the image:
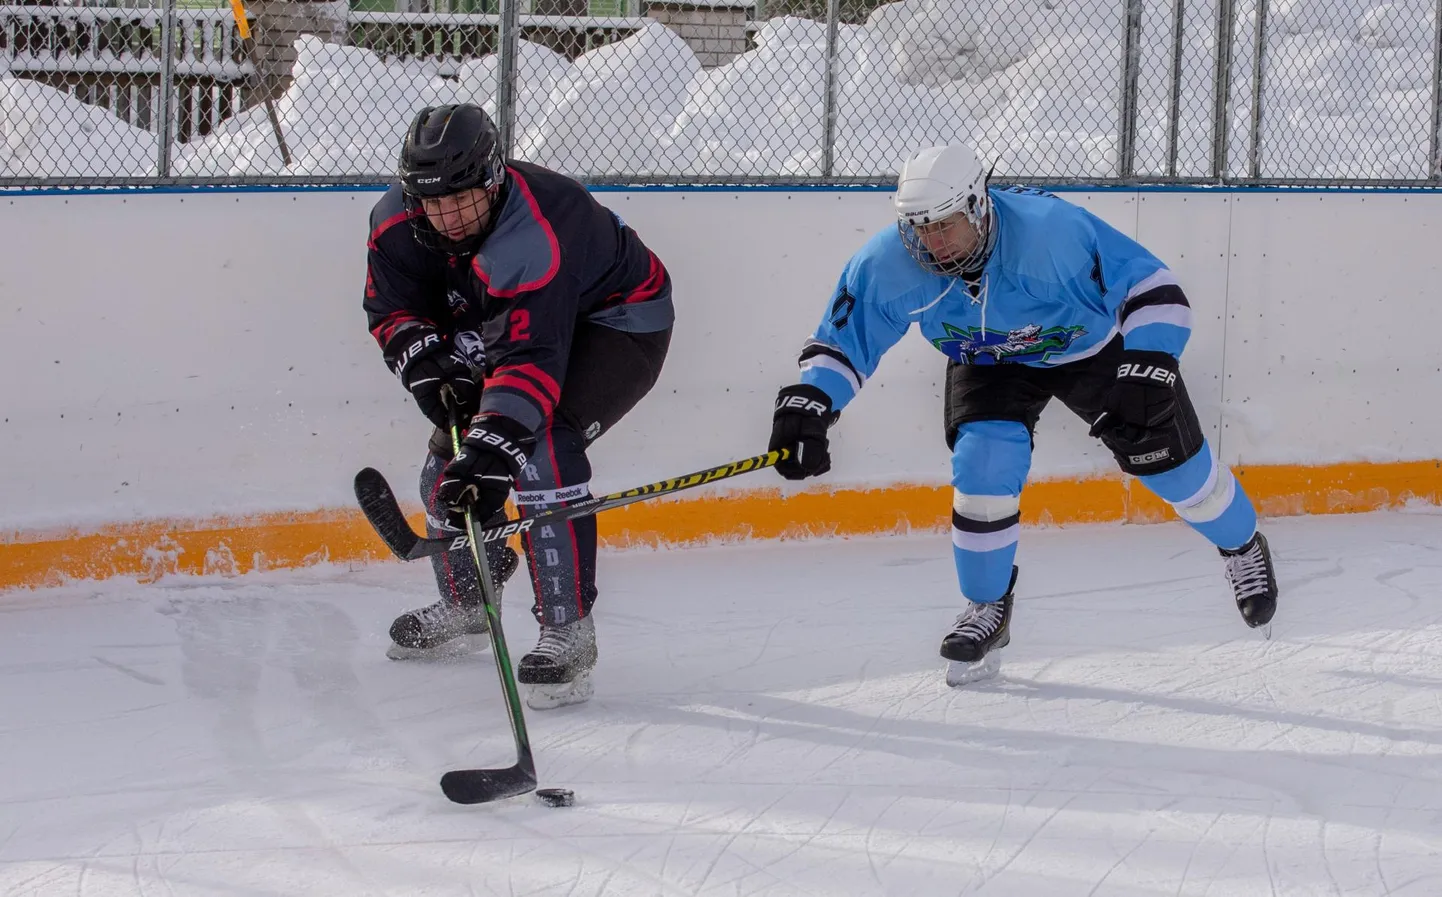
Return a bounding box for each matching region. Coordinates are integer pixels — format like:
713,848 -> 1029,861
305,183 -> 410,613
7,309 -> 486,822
767,144 -> 1279,686
363,104 -> 673,708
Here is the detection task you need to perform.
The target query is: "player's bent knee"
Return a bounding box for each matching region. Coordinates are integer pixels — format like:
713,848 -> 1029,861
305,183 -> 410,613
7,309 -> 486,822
1136,438 -> 1213,501
1103,430 -> 1200,477
951,420 -> 1033,496
1173,466 -> 1237,523
953,491 -> 1021,523
1100,404 -> 1206,478
1136,439 -> 1247,525
951,490 -> 1022,560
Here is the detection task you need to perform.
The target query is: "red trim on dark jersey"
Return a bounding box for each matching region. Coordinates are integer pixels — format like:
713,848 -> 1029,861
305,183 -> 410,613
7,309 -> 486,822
492,363 -> 561,403
622,252 -> 667,304
487,374 -> 556,418
369,310 -> 430,348
368,207 -> 422,251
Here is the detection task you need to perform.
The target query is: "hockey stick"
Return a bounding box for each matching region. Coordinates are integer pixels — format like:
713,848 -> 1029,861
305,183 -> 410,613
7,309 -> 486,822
354,448 -> 788,563
226,0 -> 293,166
436,406 -> 537,805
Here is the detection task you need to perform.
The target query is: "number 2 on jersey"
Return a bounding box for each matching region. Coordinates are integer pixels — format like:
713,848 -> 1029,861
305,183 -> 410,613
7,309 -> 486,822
509,309 -> 531,342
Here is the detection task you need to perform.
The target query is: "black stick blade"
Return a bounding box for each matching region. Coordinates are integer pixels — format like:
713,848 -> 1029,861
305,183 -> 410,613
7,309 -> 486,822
440,765 -> 538,805
354,468 -> 421,560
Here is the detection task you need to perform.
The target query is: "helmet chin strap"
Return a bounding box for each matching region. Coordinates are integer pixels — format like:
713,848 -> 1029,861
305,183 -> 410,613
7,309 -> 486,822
477,179 -> 507,237
969,209 -> 997,272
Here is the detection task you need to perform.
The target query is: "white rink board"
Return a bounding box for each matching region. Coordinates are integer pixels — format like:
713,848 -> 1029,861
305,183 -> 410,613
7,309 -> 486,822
1221,193 -> 1442,465
0,188 -> 1438,531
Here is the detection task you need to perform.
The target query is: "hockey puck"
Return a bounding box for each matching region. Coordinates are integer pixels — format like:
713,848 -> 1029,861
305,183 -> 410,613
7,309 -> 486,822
535,788 -> 575,808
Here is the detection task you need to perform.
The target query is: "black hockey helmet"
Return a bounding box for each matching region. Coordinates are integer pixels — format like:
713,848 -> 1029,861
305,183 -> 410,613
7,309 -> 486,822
398,104 -> 507,254
398,104 -> 505,198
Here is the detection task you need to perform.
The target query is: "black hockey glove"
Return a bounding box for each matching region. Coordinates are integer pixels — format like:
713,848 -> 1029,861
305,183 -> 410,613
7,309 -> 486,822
435,416 -> 532,529
386,327 -> 480,430
1088,349 -> 1180,443
769,383 -> 838,480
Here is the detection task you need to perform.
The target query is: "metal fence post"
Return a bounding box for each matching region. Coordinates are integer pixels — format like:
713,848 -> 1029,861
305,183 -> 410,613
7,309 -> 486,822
1432,0 -> 1442,177
156,0 -> 177,178
1117,0 -> 1144,179
1247,0 -> 1270,179
820,0 -> 842,178
496,0 -> 520,156
1167,0 -> 1185,176
1211,0 -> 1235,180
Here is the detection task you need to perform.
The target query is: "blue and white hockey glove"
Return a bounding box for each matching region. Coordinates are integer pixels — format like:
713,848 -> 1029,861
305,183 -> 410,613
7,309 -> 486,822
1088,350 -> 1180,443
769,384 -> 838,480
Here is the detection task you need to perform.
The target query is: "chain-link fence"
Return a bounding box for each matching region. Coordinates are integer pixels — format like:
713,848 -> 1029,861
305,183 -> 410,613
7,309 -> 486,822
2,0 -> 1439,187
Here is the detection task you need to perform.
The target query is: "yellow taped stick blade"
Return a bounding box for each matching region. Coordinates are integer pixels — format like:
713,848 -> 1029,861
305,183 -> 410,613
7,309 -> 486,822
229,0 -> 252,40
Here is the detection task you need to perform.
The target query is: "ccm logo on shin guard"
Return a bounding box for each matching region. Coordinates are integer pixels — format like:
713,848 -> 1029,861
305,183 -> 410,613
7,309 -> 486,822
777,395 -> 830,415
1117,363 -> 1177,386
1129,448 -> 1171,465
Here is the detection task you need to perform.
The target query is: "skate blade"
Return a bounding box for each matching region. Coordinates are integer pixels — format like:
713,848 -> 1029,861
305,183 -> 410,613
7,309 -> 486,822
385,633 -> 489,662
523,671 -> 594,710
1258,622 -> 1273,641
946,651 -> 1002,687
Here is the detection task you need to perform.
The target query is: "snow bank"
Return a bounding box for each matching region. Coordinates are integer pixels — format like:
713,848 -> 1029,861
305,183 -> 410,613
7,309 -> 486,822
519,21 -> 700,174
670,17 -> 830,176
172,37 -> 464,177
0,75 -> 158,179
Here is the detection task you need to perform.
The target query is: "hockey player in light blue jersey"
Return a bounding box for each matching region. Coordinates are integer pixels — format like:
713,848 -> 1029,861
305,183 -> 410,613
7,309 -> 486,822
766,144 -> 1279,685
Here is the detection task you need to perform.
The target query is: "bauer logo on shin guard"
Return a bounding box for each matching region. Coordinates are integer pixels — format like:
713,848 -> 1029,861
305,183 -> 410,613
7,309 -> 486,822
1117,362 -> 1177,386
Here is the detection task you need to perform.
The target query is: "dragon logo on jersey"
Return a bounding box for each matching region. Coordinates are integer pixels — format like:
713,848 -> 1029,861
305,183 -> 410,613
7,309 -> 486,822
933,322 -> 1087,365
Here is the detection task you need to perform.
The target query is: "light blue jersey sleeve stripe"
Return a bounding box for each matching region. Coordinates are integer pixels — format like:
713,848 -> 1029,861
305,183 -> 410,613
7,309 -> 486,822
800,366 -> 859,410
1122,320 -> 1191,356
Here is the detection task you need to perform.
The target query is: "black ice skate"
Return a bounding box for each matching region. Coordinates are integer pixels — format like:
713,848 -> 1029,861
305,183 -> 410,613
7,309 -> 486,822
386,546 -> 518,660
1221,531 -> 1278,638
386,598 -> 493,660
518,615 -> 598,710
941,566 -> 1018,686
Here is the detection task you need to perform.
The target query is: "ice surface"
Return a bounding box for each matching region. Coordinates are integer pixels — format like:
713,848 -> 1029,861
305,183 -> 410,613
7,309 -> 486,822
3,510 -> 1442,895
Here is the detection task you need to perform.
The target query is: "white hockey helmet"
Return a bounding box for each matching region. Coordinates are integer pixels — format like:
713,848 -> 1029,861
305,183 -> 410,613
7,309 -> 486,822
893,144 -> 994,276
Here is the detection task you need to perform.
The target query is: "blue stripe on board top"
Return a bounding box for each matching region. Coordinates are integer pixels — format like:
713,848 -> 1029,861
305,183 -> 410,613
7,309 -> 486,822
6,182 -> 1442,197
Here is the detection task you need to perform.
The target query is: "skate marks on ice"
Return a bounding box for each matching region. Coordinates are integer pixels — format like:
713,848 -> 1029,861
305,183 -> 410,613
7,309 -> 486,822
0,570 -> 500,896
1,512 -> 1442,894
510,515 -> 1442,896
526,514 -> 1442,896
